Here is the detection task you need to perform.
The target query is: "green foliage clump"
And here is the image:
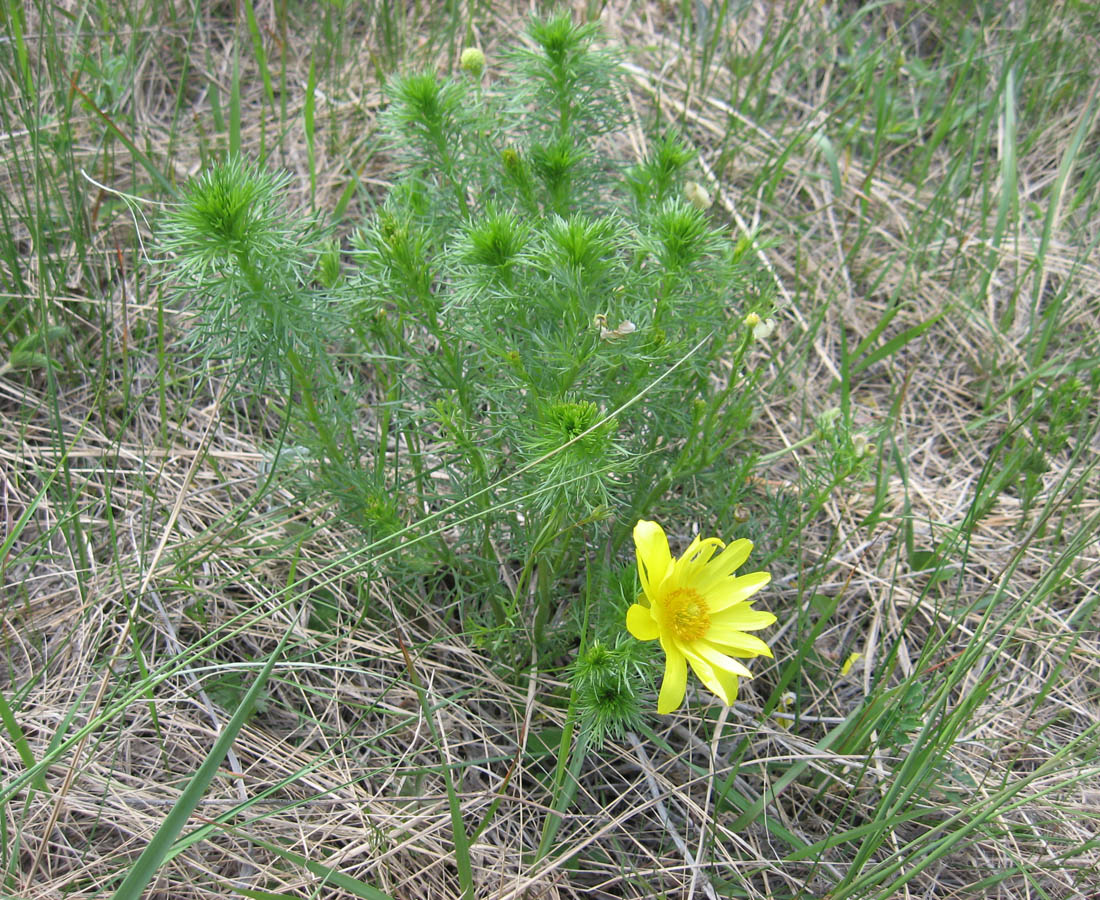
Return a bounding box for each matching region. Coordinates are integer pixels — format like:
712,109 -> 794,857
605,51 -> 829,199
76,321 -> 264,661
159,156 -> 329,385
157,14 -> 776,743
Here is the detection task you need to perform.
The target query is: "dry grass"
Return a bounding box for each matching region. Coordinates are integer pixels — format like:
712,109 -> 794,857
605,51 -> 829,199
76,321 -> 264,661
2,1 -> 1099,898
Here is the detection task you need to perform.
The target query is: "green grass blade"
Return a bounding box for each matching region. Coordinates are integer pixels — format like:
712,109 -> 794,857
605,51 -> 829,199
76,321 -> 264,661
109,627 -> 292,900
305,57 -> 318,205
1029,79 -> 1100,367
0,692 -> 46,792
229,42 -> 242,157
0,464 -> 58,574
850,310 -> 947,376
988,65 -> 1018,330
241,0 -> 275,109
66,76 -> 175,196
233,833 -> 396,900
811,127 -> 843,198
397,639 -> 475,899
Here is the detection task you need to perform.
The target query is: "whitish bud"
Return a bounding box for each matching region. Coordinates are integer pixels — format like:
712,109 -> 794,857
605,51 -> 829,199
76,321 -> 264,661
684,180 -> 712,210
776,690 -> 797,729
752,317 -> 776,341
599,319 -> 636,341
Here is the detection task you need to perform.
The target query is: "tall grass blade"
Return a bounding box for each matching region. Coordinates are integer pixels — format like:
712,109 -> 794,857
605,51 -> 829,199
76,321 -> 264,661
109,627 -> 292,900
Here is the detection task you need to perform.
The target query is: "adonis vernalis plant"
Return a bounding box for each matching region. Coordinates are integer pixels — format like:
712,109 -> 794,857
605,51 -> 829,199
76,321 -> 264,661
157,13 -> 777,743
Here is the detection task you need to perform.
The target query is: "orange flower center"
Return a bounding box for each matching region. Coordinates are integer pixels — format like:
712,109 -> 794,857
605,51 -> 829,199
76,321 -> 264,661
663,588 -> 710,641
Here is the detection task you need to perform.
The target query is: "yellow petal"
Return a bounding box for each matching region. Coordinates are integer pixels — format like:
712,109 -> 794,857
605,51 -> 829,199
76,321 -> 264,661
710,602 -> 777,631
714,668 -> 739,705
705,628 -> 773,658
685,651 -> 739,705
695,538 -> 753,592
657,639 -> 687,714
626,604 -> 660,641
673,535 -> 724,583
706,571 -> 771,614
690,640 -> 754,679
684,650 -> 740,705
634,520 -> 672,600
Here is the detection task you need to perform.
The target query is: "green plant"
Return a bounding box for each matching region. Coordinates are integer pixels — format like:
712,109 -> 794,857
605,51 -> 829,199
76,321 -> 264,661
158,14 -> 774,749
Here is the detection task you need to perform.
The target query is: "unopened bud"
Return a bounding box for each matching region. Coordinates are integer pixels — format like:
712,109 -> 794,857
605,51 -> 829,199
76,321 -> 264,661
599,318 -> 637,341
460,47 -> 485,77
752,317 -> 776,341
684,180 -> 712,210
775,690 -> 797,728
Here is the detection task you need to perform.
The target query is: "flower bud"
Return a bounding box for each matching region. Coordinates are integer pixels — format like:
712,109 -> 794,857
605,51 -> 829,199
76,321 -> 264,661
684,180 -> 712,210
597,317 -> 637,340
753,317 -> 777,341
501,147 -> 521,173
460,47 -> 485,77
776,690 -> 796,728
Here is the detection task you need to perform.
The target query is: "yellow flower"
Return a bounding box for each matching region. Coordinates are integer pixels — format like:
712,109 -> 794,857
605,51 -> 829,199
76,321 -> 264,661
626,520 -> 775,713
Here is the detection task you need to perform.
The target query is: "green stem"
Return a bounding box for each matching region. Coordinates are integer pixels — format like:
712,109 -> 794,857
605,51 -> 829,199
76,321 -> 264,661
756,431 -> 818,465
528,506 -> 565,646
